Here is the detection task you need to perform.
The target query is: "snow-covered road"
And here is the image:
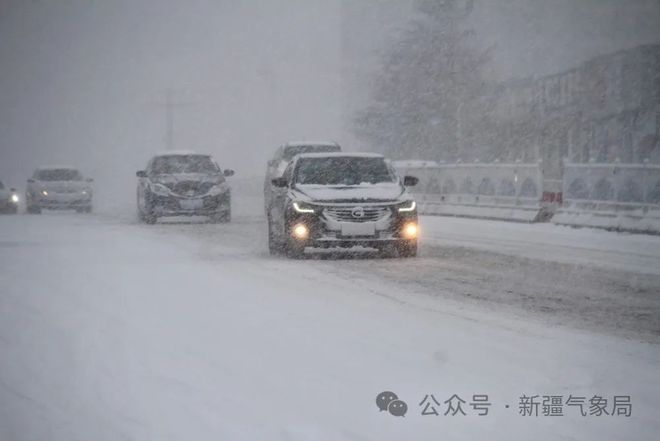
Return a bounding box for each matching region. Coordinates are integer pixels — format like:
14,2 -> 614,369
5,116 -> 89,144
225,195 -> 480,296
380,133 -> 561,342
1,202 -> 659,440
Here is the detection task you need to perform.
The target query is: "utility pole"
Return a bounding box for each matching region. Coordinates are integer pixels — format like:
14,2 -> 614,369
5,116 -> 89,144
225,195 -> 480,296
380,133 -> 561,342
152,89 -> 196,150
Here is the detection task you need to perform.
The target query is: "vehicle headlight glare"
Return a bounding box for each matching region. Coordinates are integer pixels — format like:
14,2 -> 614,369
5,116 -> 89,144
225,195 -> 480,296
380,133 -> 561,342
41,190 -> 48,196
11,194 -> 19,203
398,200 -> 416,212
292,223 -> 309,240
402,222 -> 418,239
293,201 -> 315,213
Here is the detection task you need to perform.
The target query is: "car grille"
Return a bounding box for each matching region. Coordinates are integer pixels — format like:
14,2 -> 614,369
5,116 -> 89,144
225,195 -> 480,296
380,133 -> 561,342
322,206 -> 391,223
49,188 -> 78,193
166,181 -> 214,197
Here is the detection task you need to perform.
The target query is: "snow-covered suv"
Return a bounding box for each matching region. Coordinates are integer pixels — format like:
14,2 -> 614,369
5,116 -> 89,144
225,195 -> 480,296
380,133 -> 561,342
136,151 -> 234,224
26,166 -> 93,213
267,152 -> 419,258
264,141 -> 340,214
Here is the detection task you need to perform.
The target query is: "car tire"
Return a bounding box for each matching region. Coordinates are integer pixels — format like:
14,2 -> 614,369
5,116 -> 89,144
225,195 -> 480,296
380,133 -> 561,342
210,209 -> 231,223
267,216 -> 283,255
143,212 -> 157,224
138,208 -> 157,224
285,237 -> 305,259
139,197 -> 157,224
396,240 -> 418,258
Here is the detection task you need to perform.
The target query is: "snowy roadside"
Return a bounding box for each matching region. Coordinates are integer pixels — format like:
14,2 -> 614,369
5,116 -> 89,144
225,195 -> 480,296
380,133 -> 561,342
1,213 -> 659,440
420,215 -> 660,276
97,191 -> 660,342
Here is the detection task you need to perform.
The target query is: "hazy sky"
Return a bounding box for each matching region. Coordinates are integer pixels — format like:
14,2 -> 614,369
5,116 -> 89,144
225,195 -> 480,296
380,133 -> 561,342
469,0 -> 660,80
0,0 -> 345,206
1,0 -> 659,206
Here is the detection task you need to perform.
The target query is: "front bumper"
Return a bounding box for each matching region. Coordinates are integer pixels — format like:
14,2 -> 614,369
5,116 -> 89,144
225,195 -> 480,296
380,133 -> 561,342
31,193 -> 92,209
150,192 -> 230,216
0,199 -> 18,212
287,203 -> 418,249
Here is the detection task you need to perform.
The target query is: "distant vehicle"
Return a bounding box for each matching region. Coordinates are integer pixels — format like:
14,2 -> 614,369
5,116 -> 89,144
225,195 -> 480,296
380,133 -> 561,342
267,152 -> 419,258
0,180 -> 19,214
136,151 -> 234,224
264,141 -> 341,214
26,166 -> 93,214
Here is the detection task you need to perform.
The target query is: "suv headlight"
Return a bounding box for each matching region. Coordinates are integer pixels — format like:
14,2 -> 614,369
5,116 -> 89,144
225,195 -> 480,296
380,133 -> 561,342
293,201 -> 315,213
207,183 -> 228,196
150,183 -> 171,196
397,200 -> 417,212
10,194 -> 19,203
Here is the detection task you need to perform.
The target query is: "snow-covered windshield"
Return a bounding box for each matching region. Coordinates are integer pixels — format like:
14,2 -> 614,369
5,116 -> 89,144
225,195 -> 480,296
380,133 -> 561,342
36,169 -> 82,181
150,155 -> 219,174
283,145 -> 340,161
295,157 -> 397,186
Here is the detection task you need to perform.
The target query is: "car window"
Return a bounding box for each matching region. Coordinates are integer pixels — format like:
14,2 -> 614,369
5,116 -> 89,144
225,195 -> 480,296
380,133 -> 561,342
282,162 -> 294,184
295,157 -> 396,186
149,155 -> 219,174
283,145 -> 340,161
36,169 -> 83,181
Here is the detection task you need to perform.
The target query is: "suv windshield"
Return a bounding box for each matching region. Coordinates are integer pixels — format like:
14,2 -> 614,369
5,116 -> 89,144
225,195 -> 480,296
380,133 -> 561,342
283,145 -> 340,161
150,155 -> 219,174
295,157 -> 397,186
36,169 -> 82,181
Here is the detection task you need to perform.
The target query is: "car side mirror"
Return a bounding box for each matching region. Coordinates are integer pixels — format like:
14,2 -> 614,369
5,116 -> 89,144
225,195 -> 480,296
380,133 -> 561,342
86,178 -> 94,182
136,170 -> 147,178
27,179 -> 35,183
403,176 -> 419,186
271,177 -> 288,188
10,188 -> 17,192
223,169 -> 235,177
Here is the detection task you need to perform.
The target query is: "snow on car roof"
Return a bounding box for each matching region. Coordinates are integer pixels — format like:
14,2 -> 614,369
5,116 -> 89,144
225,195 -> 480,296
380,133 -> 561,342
284,141 -> 339,147
153,150 -> 206,157
36,165 -> 79,170
294,152 -> 384,159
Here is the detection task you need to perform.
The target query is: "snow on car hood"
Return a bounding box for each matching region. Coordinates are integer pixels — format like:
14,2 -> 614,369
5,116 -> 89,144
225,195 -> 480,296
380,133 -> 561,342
294,182 -> 405,202
151,173 -> 220,184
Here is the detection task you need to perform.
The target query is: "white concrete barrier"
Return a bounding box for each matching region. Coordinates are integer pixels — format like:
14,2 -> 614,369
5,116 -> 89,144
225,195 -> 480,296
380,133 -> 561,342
553,161 -> 660,234
393,160 -> 547,222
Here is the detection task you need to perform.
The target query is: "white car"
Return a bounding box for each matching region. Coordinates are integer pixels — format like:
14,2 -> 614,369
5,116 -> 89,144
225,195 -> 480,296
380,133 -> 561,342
267,152 -> 419,258
0,180 -> 19,214
26,166 -> 93,214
